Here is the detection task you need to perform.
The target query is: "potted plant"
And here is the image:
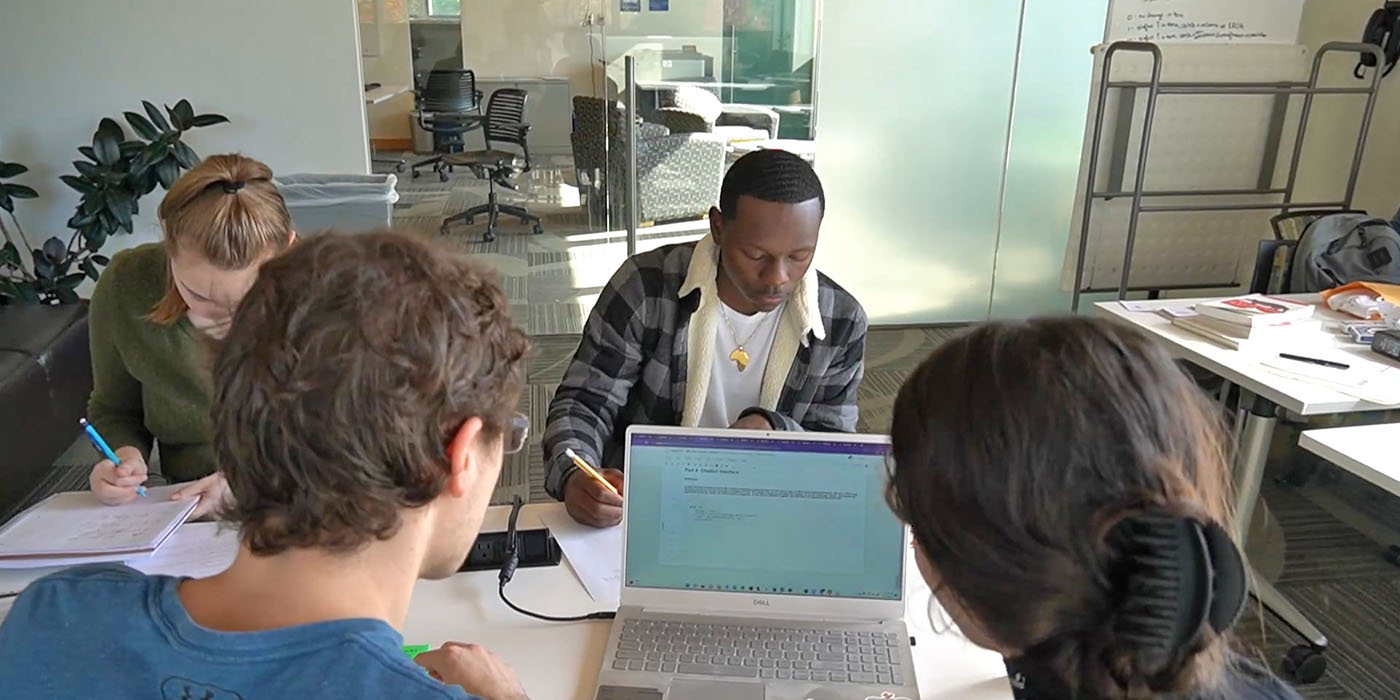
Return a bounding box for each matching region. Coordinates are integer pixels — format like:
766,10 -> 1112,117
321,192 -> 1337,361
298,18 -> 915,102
0,99 -> 227,305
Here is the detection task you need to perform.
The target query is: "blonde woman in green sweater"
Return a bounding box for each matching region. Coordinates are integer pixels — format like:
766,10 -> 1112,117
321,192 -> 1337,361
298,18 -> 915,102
86,154 -> 295,518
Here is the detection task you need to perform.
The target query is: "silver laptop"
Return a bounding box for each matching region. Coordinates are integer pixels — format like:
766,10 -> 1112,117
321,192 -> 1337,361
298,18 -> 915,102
593,426 -> 919,700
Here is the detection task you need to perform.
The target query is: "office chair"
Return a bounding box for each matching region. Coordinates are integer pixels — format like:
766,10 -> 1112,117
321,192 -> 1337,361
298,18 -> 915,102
410,69 -> 483,182
439,88 -> 542,242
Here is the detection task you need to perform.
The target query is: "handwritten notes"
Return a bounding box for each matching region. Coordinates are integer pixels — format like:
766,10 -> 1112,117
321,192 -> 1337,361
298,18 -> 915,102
127,522 -> 238,579
539,510 -> 622,608
0,485 -> 195,564
1109,0 -> 1303,44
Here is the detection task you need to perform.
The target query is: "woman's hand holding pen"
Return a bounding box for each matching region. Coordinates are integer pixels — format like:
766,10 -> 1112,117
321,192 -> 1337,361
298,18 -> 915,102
89,446 -> 149,505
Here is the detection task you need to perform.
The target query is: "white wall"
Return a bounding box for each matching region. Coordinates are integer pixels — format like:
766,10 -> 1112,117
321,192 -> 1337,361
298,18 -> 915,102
0,0 -> 369,258
1294,0 -> 1400,218
462,0 -> 604,100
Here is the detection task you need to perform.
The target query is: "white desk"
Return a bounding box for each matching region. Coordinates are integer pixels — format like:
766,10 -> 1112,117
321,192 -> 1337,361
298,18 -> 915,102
365,84 -> 411,106
1095,297 -> 1400,664
1299,424 -> 1400,497
403,504 -> 1013,700
364,84 -> 411,170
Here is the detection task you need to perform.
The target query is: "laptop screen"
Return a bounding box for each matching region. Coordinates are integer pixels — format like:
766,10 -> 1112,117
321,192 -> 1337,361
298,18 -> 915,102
624,432 -> 905,601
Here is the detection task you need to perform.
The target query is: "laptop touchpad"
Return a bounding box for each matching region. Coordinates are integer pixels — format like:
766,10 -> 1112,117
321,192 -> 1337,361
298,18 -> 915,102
667,679 -> 764,700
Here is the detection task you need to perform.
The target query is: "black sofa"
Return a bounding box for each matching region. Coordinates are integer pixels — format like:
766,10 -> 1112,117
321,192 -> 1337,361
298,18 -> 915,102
0,304 -> 92,518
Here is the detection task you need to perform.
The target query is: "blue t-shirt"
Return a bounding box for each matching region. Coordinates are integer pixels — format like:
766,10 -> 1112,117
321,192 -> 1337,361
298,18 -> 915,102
0,565 -> 482,700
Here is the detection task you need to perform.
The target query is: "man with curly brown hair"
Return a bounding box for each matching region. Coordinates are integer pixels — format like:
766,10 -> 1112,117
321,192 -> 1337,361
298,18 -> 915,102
0,231 -> 533,700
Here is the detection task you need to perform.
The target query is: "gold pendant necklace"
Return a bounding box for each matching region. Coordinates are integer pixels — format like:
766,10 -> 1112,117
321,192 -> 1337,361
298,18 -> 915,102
719,304 -> 775,372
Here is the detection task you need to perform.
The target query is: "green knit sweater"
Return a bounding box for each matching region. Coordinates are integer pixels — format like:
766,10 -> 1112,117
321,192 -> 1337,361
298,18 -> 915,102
86,243 -> 215,483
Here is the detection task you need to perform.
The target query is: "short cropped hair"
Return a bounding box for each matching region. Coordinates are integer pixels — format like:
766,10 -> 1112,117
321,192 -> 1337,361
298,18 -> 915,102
718,149 -> 825,219
213,230 -> 530,556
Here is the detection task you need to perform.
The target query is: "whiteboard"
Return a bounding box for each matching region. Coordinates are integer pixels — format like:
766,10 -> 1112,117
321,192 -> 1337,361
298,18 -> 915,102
1109,0 -> 1304,44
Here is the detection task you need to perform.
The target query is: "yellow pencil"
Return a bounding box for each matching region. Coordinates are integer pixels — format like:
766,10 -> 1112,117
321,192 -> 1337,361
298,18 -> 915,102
564,448 -> 621,497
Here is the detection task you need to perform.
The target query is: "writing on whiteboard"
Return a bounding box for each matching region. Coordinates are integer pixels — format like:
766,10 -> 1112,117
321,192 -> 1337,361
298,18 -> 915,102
1109,0 -> 1303,44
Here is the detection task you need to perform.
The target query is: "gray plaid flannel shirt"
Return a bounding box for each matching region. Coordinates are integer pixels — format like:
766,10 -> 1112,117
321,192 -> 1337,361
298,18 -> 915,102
543,242 -> 868,499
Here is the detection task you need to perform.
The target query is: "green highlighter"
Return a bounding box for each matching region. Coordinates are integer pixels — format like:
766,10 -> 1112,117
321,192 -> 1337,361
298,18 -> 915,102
402,644 -> 430,660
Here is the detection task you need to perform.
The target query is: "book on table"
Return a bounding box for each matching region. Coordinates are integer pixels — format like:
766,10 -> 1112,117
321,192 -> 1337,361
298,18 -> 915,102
1172,314 -> 1324,352
1196,294 -> 1314,329
0,485 -> 196,568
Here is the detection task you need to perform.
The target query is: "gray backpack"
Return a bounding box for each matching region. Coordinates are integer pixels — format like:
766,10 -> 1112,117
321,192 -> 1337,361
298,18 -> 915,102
1289,213 -> 1400,292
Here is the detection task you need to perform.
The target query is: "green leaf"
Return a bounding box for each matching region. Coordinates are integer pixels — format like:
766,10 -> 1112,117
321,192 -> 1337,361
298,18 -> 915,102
59,273 -> 85,289
171,100 -> 194,130
104,189 -> 132,218
34,258 -> 54,280
85,230 -> 108,253
92,254 -> 111,265
5,184 -> 37,199
42,237 -> 66,263
55,288 -> 79,304
155,159 -> 179,189
67,212 -> 95,229
81,194 -> 104,216
93,118 -> 124,166
0,242 -> 20,268
172,141 -> 198,169
0,193 -> 11,213
189,113 -> 229,128
124,111 -> 161,140
0,162 -> 27,178
73,160 -> 102,178
143,100 -> 170,131
63,175 -> 99,196
82,258 -> 100,281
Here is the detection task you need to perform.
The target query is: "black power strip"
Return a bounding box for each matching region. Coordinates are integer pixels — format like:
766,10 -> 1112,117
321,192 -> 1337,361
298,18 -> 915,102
459,528 -> 561,573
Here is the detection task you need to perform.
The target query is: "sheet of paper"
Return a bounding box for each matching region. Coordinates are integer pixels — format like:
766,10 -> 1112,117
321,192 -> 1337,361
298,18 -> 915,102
0,485 -> 195,560
1118,300 -> 1156,312
127,522 -> 238,579
1260,353 -> 1400,405
539,510 -> 622,608
1108,0 -> 1303,44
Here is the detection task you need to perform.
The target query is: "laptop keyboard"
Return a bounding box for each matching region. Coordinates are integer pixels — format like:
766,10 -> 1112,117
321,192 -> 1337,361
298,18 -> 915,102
610,618 -> 906,685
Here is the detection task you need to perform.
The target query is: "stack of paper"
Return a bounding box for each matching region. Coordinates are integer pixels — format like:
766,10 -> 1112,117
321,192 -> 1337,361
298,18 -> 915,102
0,485 -> 197,569
1260,353 -> 1400,405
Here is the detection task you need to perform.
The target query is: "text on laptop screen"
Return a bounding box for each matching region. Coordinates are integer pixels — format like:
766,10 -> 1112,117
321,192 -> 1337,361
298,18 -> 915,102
625,433 -> 904,600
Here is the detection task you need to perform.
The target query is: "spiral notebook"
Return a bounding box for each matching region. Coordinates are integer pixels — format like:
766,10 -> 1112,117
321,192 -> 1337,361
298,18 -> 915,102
0,485 -> 196,568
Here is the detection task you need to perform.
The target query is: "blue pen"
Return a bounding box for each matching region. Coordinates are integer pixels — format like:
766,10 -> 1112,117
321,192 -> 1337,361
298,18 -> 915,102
79,418 -> 146,498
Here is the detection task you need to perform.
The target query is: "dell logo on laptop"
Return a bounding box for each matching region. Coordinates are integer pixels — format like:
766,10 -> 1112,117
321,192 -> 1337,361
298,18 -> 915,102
752,598 -> 771,607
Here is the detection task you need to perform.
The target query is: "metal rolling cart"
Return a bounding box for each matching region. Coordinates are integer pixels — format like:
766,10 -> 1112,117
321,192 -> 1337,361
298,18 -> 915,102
1070,41 -> 1385,313
1071,40 -> 1387,684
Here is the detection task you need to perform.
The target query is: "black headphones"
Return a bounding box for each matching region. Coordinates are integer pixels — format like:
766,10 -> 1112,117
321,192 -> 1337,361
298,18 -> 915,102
1357,1 -> 1400,78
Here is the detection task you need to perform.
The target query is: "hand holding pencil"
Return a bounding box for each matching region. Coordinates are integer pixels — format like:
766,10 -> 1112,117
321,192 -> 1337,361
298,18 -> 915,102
562,448 -> 624,528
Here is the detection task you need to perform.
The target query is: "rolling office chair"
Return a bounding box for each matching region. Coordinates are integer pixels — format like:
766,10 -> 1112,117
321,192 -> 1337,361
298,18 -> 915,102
410,69 -> 483,182
439,88 -> 543,243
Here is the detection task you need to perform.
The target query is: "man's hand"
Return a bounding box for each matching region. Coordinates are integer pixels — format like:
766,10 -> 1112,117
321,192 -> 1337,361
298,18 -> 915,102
563,467 -> 624,528
730,413 -> 774,431
172,472 -> 233,520
89,446 -> 149,505
414,642 -> 529,700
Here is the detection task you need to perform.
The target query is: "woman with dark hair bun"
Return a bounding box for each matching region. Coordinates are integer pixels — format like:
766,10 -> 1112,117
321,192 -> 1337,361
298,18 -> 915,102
887,317 -> 1300,699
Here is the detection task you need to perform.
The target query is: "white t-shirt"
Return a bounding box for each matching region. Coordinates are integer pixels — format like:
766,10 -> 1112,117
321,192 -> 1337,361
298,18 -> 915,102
699,301 -> 785,428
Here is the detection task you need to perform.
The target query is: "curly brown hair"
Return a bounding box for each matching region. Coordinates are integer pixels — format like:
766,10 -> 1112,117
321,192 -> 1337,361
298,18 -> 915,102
213,230 -> 530,555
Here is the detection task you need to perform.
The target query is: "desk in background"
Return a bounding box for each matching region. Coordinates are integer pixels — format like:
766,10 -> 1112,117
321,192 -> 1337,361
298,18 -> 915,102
1299,424 -> 1400,498
403,503 -> 1013,700
1097,296 -> 1400,680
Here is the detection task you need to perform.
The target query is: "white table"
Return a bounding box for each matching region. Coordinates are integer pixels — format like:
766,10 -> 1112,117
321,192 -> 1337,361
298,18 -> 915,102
364,84 -> 411,170
1096,296 -> 1400,674
403,504 -> 1013,700
1299,424 -> 1400,497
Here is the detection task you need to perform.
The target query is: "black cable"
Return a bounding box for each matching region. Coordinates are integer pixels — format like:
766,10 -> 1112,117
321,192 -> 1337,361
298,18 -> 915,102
496,495 -> 616,623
